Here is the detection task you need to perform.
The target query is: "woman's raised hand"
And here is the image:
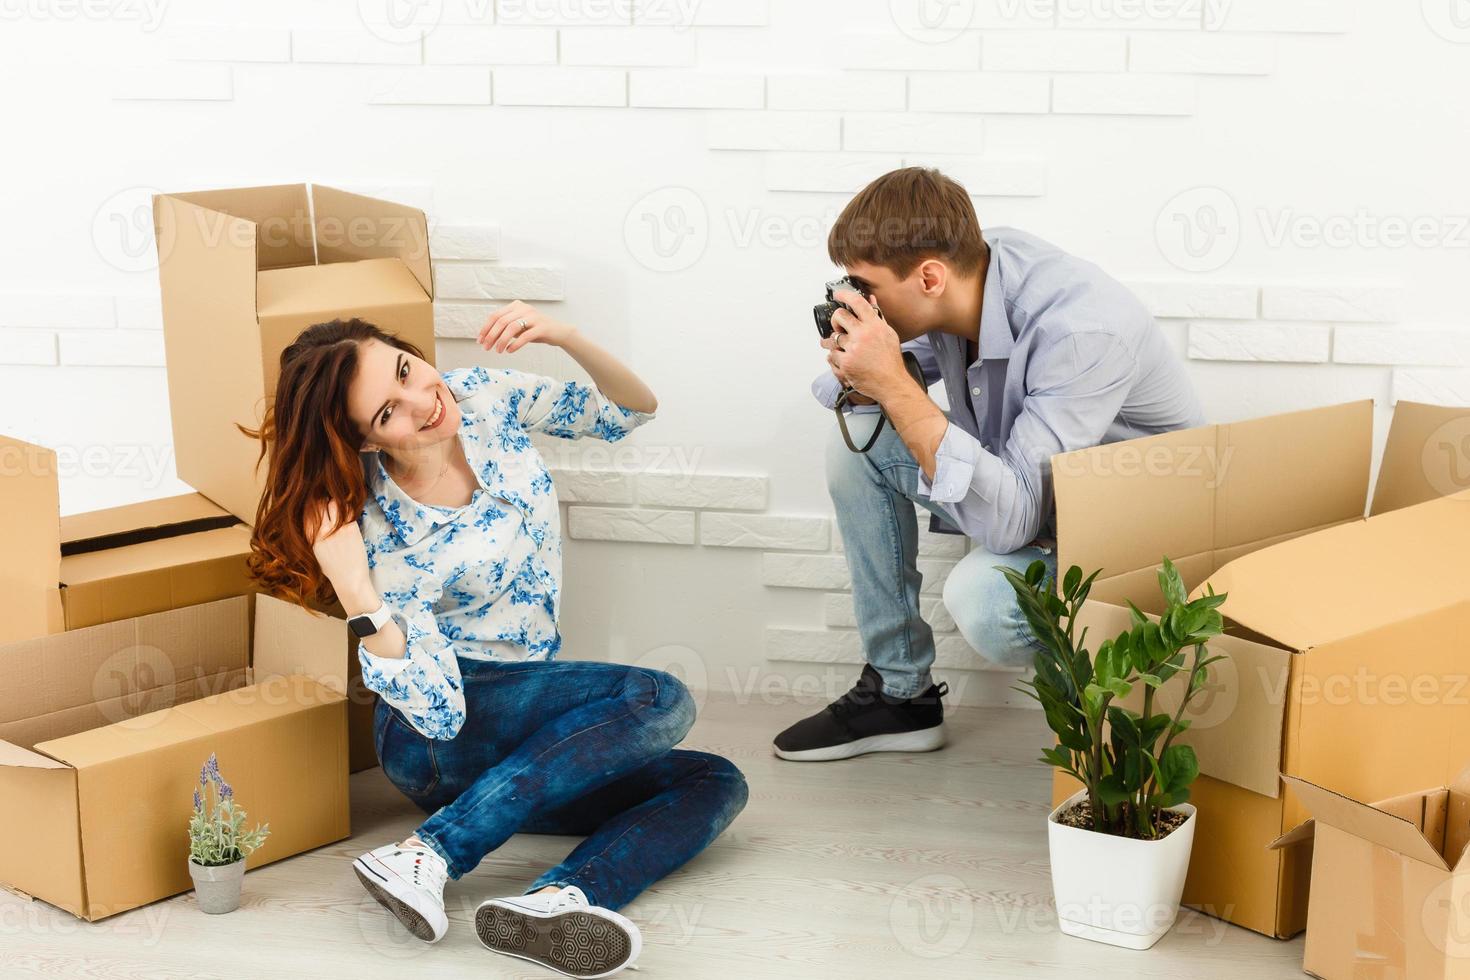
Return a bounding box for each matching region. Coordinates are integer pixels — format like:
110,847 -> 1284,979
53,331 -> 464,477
478,300 -> 579,353
307,499 -> 373,601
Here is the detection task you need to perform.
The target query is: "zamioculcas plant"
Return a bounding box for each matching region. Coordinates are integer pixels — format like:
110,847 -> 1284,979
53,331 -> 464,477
998,556 -> 1228,840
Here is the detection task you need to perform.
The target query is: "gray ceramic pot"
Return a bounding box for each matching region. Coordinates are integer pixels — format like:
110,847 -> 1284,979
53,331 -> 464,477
188,858 -> 245,914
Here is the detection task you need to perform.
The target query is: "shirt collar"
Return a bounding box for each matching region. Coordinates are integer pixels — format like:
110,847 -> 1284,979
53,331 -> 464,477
365,374 -> 492,547
976,246 -> 1014,364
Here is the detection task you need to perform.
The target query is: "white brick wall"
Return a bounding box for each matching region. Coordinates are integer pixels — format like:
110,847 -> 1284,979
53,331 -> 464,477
568,506 -> 696,544
766,74 -> 906,112
561,28 -> 696,67
1129,35 -> 1278,75
424,27 -> 559,65
435,263 -> 567,300
430,224 -> 503,261
292,30 -> 422,65
1335,325 -> 1470,367
1052,74 -> 1196,115
1187,321 -> 1330,363
629,71 -> 763,109
705,111 -> 841,151
370,68 -> 493,105
111,65 -> 234,101
165,26 -> 291,62
1260,284 -> 1402,323
700,512 -> 830,551
985,33 -> 1128,73
0,329 -> 58,366
1127,281 -> 1258,319
494,67 -> 627,106
907,73 -> 1051,114
639,472 -> 767,509
842,114 -> 985,155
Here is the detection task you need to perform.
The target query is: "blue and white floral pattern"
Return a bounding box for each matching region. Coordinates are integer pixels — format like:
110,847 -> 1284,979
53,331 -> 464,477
355,366 -> 654,740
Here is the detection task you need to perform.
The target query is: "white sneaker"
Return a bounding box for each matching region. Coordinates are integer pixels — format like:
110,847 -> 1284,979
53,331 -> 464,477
351,841 -> 450,943
474,885 -> 642,978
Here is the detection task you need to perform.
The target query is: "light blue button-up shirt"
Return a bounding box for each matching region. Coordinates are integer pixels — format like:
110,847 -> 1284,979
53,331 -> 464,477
356,365 -> 654,740
814,226 -> 1205,555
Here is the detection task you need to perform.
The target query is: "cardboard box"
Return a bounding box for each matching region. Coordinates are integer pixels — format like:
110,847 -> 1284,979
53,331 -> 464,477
153,183 -> 437,523
0,594 -> 349,920
59,492 -> 253,630
1049,399 -> 1470,938
0,435 -> 64,644
1272,774 -> 1470,978
5,434 -> 384,775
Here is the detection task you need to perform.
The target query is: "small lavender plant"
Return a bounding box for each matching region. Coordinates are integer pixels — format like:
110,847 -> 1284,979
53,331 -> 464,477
188,753 -> 270,867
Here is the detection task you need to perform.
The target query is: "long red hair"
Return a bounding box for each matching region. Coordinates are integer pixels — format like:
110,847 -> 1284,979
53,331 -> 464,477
242,318 -> 427,609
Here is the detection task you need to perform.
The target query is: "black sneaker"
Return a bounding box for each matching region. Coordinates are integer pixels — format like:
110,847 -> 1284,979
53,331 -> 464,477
772,665 -> 949,762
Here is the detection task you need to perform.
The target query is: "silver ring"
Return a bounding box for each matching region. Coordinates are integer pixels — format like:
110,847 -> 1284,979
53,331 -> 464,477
517,318 -> 528,329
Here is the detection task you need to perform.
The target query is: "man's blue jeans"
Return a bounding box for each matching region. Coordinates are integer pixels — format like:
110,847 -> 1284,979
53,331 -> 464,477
374,659 -> 748,911
826,413 -> 1059,697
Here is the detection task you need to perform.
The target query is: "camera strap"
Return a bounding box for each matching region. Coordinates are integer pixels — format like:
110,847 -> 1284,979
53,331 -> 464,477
834,350 -> 926,454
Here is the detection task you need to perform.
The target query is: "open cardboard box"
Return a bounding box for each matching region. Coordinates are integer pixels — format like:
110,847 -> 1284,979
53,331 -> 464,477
1050,399 -> 1470,938
1270,773 -> 1470,978
0,593 -> 349,920
152,183 -> 438,524
1,435 -> 384,773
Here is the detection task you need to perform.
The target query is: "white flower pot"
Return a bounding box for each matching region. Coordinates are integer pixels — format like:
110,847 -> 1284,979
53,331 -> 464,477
1046,789 -> 1197,950
188,858 -> 246,914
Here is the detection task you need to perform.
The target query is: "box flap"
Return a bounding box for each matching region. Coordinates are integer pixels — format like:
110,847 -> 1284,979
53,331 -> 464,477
1053,401 -> 1372,616
1076,599 -> 1291,798
1267,818 -> 1316,851
0,596 -> 249,736
0,435 -> 62,633
252,594 -> 349,695
1195,489 -> 1470,651
153,192 -> 271,522
60,493 -> 238,555
311,184 -> 433,299
1282,775 -> 1450,870
1370,400 -> 1470,517
161,184 -> 313,271
256,255 -> 428,319
0,738 -> 69,770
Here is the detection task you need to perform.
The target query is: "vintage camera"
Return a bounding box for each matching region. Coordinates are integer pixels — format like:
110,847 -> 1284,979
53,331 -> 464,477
813,275 -> 880,339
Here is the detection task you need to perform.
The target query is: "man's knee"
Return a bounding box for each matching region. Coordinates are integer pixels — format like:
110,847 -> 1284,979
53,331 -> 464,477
825,412 -> 878,490
941,553 -> 1037,668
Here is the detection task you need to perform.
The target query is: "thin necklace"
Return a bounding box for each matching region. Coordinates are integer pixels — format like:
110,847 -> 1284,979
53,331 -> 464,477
390,448 -> 451,492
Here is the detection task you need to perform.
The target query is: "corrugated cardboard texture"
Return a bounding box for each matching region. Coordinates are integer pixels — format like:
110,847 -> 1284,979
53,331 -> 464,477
153,192 -> 268,523
1201,489 -> 1470,653
1,435 -> 63,645
311,184 -> 434,297
1286,777 -> 1470,978
60,492 -> 235,551
1370,400 -> 1470,517
0,596 -> 249,744
60,525 -> 254,630
154,183 -> 438,523
41,675 -> 347,920
1053,400 -> 1373,615
0,594 -> 350,920
253,593 -> 349,694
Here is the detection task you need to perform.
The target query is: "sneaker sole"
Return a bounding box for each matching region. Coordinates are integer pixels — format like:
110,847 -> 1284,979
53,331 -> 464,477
352,859 -> 443,943
474,899 -> 640,979
773,724 -> 945,762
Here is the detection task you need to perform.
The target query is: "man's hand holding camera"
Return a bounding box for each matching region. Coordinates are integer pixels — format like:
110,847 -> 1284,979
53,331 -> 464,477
823,289 -> 913,405
823,288 -> 948,480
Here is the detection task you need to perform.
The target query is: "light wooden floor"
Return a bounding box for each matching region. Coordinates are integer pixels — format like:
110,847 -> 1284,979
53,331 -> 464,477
0,691 -> 1306,979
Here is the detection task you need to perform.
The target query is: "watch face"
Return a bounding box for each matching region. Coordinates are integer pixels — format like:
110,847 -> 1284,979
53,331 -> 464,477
348,616 -> 377,639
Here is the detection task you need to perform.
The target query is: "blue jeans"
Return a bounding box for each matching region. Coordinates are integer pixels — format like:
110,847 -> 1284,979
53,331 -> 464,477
374,659 -> 748,911
826,414 -> 1059,696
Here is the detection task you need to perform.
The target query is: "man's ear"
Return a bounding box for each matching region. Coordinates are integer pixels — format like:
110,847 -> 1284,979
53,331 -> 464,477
917,258 -> 947,297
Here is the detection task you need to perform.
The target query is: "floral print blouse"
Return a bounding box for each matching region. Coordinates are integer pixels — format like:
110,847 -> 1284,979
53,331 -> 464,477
356,365 -> 653,740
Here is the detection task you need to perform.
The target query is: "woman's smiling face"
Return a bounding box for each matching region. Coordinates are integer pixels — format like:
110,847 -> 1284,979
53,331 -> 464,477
349,339 -> 461,454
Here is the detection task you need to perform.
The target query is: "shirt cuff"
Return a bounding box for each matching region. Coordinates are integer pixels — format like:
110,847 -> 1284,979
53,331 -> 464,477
917,423 -> 987,504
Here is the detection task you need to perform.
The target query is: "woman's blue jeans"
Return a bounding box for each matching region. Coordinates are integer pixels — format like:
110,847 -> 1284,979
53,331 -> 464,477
374,659 -> 748,911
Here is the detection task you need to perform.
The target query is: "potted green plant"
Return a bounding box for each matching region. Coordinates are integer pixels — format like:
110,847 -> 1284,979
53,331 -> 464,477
998,556 -> 1227,950
187,753 -> 270,914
